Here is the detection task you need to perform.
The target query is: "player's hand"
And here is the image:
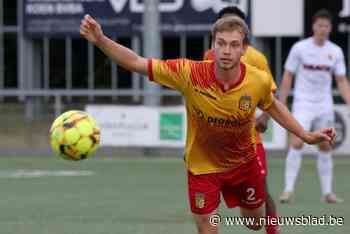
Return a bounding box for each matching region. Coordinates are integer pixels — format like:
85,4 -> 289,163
255,113 -> 269,133
80,14 -> 104,44
304,128 -> 336,145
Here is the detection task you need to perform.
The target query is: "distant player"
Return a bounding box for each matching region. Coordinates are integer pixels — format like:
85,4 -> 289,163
80,14 -> 336,233
204,6 -> 280,234
279,9 -> 350,204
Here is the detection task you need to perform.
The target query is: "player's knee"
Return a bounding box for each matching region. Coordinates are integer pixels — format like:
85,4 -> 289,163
196,224 -> 208,234
290,141 -> 303,149
240,206 -> 264,231
194,216 -> 207,230
197,227 -> 216,234
319,142 -> 331,151
196,223 -> 217,234
193,214 -> 218,234
319,145 -> 331,151
290,135 -> 304,149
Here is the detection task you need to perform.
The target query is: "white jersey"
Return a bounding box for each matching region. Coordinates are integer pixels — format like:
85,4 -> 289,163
284,37 -> 346,110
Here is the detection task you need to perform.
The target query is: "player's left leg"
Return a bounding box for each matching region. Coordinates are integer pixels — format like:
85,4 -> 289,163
280,107 -> 312,203
315,112 -> 343,203
256,143 -> 280,234
222,159 -> 266,231
192,211 -> 219,234
240,204 -> 265,231
187,171 -> 222,234
318,142 -> 343,203
265,179 -> 280,234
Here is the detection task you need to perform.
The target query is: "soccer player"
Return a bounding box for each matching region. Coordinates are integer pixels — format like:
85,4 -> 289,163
204,6 -> 280,234
80,14 -> 336,233
279,9 -> 350,204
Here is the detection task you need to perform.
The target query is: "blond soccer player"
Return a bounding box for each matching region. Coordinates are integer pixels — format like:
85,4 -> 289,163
80,14 -> 336,234
204,6 -> 279,234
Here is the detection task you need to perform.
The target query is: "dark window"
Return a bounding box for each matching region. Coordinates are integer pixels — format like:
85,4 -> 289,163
163,36 -> 180,59
95,47 -> 111,89
50,39 -> 66,89
116,37 -> 132,89
4,34 -> 17,88
187,37 -> 205,60
4,0 -> 17,25
72,38 -> 88,88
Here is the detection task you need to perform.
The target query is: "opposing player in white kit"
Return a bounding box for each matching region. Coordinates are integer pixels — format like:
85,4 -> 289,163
279,9 -> 350,203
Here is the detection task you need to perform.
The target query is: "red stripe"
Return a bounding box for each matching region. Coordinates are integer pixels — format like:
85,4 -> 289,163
190,61 -> 216,89
148,59 -> 154,81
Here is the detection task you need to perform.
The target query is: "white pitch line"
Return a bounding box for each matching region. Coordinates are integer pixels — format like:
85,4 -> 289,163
0,170 -> 95,178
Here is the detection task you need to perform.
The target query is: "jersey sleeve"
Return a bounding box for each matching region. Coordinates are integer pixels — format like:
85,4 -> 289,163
284,43 -> 301,74
148,58 -> 190,93
258,73 -> 275,111
334,48 -> 346,76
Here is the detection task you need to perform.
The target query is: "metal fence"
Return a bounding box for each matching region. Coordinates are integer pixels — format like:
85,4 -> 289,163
0,0 -> 348,121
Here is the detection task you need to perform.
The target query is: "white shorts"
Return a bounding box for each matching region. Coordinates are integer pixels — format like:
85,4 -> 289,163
292,104 -> 334,131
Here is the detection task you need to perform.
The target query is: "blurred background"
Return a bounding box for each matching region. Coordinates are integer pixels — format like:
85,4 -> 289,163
0,1 -> 350,234
2,0 -> 350,156
0,0 -> 350,155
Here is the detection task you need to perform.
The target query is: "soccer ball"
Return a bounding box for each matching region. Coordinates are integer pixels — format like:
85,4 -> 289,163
50,110 -> 100,161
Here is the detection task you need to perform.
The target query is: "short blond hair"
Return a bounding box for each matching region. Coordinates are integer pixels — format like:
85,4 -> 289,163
211,16 -> 249,44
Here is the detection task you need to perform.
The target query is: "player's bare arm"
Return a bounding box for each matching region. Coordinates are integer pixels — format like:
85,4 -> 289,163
266,99 -> 336,145
80,14 -> 148,75
278,70 -> 294,106
335,75 -> 350,105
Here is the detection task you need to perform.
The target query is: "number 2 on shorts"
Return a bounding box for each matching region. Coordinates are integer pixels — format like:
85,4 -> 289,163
246,187 -> 256,201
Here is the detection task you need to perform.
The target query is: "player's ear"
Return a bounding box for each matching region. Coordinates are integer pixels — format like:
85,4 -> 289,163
329,23 -> 333,33
312,22 -> 317,34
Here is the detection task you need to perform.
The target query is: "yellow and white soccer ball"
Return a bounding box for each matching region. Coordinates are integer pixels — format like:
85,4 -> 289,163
50,110 -> 100,161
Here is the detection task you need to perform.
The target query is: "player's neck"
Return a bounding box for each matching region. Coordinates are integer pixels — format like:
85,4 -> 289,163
215,63 -> 241,85
312,36 -> 327,46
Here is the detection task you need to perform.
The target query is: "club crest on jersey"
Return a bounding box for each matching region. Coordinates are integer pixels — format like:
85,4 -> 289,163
195,192 -> 205,209
239,95 -> 252,111
327,53 -> 335,61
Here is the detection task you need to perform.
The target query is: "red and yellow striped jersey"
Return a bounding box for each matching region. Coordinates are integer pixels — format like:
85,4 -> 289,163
204,46 -> 276,144
148,59 -> 274,175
